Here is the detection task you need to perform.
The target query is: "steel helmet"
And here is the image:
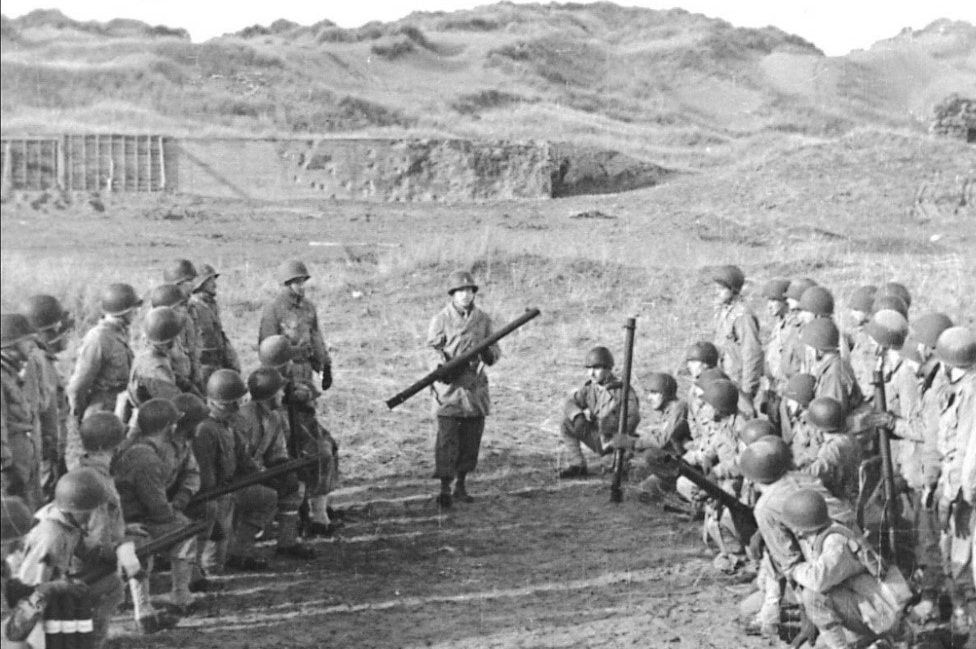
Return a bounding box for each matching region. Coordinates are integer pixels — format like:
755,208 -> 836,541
78,412 -> 126,452
848,285 -> 878,313
279,260 -> 311,285
193,264 -> 220,292
878,282 -> 912,309
912,312 -> 953,349
783,373 -> 816,407
786,278 -> 818,303
807,397 -> 845,432
936,327 -> 976,369
800,318 -> 840,352
447,270 -> 478,295
761,278 -> 791,301
163,259 -> 198,284
740,419 -> 778,445
865,309 -> 909,349
172,393 -> 209,431
54,468 -> 110,514
782,490 -> 830,533
150,284 -> 187,308
100,283 -> 143,316
702,379 -> 738,417
645,372 -> 678,400
136,398 -> 181,435
206,369 -> 248,402
584,346 -> 614,369
739,436 -> 791,484
21,295 -> 66,332
1,313 -> 36,348
145,306 -> 183,344
798,286 -> 835,316
247,367 -> 286,401
685,341 -> 719,367
1,497 -> 33,541
259,335 -> 293,368
695,367 -> 730,388
872,295 -> 908,319
711,265 -> 745,293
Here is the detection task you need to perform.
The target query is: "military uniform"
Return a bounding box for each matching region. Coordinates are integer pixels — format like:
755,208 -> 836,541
65,318 -> 133,468
786,411 -> 822,469
764,312 -> 792,392
427,303 -> 500,480
190,293 -> 240,390
1,353 -> 41,510
128,347 -> 182,406
939,368 -> 976,593
778,312 -> 805,381
805,432 -> 862,507
258,290 -> 330,385
713,298 -> 763,404
561,373 -> 640,469
285,393 -> 339,526
805,352 -> 864,416
27,345 -> 66,495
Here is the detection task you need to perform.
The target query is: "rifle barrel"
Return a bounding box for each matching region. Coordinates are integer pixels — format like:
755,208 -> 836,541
610,317 -> 636,504
385,308 -> 541,410
188,455 -> 319,505
873,354 -> 899,560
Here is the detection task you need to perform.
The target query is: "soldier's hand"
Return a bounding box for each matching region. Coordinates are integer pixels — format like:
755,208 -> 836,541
864,412 -> 896,430
321,365 -> 332,392
115,541 -> 143,580
479,348 -> 496,366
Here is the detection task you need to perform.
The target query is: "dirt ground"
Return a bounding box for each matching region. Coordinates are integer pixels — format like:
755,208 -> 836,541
107,470 -> 770,649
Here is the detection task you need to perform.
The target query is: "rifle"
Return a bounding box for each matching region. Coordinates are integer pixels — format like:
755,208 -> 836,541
872,350 -> 899,561
81,520 -> 209,585
385,308 -> 541,410
669,453 -> 758,542
187,455 -> 320,505
610,317 -> 636,504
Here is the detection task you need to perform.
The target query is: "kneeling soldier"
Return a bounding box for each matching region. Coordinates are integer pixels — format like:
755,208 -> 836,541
113,399 -> 198,619
559,346 -> 640,479
630,372 -> 688,500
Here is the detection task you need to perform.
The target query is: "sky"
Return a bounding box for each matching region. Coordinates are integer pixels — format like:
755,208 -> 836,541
3,0 -> 975,56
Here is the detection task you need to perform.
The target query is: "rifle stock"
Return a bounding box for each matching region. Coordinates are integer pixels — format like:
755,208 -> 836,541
188,455 -> 320,505
610,317 -> 636,504
672,454 -> 758,542
385,308 -> 541,410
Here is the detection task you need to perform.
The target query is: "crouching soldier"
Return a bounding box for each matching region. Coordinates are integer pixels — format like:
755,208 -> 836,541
15,468 -> 134,648
781,373 -> 820,467
783,490 -> 907,649
559,346 -> 640,479
240,368 -> 314,558
192,370 -> 276,572
804,397 -> 861,508
629,372 -> 688,500
113,399 -> 198,620
286,380 -> 339,537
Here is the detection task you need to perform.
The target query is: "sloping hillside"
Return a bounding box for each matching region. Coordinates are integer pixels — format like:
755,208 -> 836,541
1,3 -> 973,167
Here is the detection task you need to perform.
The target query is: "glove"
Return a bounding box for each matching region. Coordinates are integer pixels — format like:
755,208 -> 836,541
435,363 -> 462,385
479,348 -> 496,366
115,541 -> 143,580
321,365 -> 332,392
172,490 -> 192,512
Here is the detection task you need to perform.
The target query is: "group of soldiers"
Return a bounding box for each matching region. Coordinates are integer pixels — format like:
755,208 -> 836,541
555,265 -> 975,649
2,259 -> 975,648
1,259 -> 338,645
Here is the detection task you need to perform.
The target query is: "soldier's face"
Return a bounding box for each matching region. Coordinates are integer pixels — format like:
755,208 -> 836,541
850,309 -> 868,326
8,338 -> 36,363
785,398 -> 801,417
201,277 -> 217,294
701,402 -> 717,422
798,311 -> 815,324
452,288 -> 476,310
786,298 -> 800,311
647,391 -> 664,410
288,278 -> 307,298
766,299 -> 786,318
713,283 -> 733,305
588,366 -> 611,384
687,360 -> 705,379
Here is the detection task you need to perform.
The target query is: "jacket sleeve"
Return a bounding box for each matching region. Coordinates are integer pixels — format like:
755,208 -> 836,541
66,332 -> 103,414
192,424 -> 219,492
790,533 -> 866,593
309,308 -> 330,371
426,311 -> 448,368
257,302 -> 279,345
479,314 -> 501,366
735,313 -> 764,397
563,385 -> 588,421
959,387 -> 976,504
127,447 -> 177,524
172,447 -> 202,509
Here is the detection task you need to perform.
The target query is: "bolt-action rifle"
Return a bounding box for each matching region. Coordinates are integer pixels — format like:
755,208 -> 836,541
385,308 -> 541,410
872,350 -> 899,561
80,520 -> 210,585
666,452 -> 758,543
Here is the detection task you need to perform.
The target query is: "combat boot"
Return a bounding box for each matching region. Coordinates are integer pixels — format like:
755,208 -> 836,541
138,610 -> 181,634
558,465 -> 588,479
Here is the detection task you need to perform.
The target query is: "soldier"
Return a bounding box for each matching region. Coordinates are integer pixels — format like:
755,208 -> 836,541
846,285 -> 879,396
799,318 -> 864,415
684,341 -> 720,442
876,282 -> 912,315
758,278 -> 791,426
16,468 -> 138,648
127,307 -> 185,412
559,346 -> 640,479
933,327 -> 976,636
163,259 -> 204,387
779,278 -> 818,381
782,490 -> 902,649
149,284 -> 203,397
258,260 -> 332,391
781,373 -> 821,469
426,270 -> 501,507
710,265 -> 763,415
113,400 -> 198,621
21,295 -> 72,500
65,283 -> 141,469
804,397 -> 861,507
629,372 -> 689,501
190,264 -> 240,391
1,314 -> 42,510
192,370 -> 276,572
239,368 -> 315,559
77,411 -> 177,633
